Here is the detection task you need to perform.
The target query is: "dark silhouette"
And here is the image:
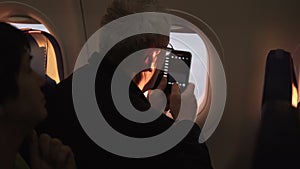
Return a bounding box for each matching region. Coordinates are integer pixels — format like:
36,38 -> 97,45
253,49 -> 300,169
0,22 -> 76,169
36,1 -> 214,168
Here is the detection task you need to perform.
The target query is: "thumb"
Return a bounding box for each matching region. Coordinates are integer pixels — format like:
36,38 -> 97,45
148,89 -> 167,112
182,83 -> 195,95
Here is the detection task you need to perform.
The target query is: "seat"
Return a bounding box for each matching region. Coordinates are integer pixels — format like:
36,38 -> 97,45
253,49 -> 300,169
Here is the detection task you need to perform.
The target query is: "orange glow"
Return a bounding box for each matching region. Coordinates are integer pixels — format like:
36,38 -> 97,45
292,83 -> 298,108
28,30 -> 42,34
137,49 -> 161,91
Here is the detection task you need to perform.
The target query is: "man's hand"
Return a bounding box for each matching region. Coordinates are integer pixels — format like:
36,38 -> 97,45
147,77 -> 168,113
169,83 -> 197,122
28,130 -> 77,169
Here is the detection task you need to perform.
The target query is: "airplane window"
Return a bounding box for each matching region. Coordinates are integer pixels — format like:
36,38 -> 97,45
169,32 -> 208,107
9,22 -> 63,84
9,23 -> 50,33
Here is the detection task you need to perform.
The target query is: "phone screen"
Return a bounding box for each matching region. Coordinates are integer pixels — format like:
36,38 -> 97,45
154,49 -> 192,93
165,50 -> 192,92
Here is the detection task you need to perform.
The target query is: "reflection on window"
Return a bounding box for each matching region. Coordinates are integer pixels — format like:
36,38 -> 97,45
10,23 -> 50,33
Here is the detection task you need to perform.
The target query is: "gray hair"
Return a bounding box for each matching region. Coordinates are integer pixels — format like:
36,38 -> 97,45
101,0 -> 165,27
97,0 -> 171,66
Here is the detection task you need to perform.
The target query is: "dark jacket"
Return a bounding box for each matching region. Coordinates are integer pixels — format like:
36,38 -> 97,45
36,58 -> 214,169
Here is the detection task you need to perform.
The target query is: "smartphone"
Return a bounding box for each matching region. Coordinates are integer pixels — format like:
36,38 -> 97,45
154,49 -> 192,93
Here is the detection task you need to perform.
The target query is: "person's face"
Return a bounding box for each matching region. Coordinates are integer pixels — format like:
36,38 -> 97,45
2,51 -> 47,126
137,48 -> 166,92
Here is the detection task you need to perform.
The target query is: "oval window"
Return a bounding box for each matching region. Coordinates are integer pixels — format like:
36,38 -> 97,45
9,20 -> 64,84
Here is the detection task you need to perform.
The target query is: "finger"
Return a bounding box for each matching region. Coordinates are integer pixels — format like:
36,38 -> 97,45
183,83 -> 195,94
157,76 -> 167,90
39,133 -> 51,160
28,130 -> 39,162
49,138 -> 64,165
61,145 -> 73,157
62,145 -> 74,162
64,148 -> 77,169
171,83 -> 180,94
55,145 -> 72,167
177,84 -> 198,121
169,83 -> 181,119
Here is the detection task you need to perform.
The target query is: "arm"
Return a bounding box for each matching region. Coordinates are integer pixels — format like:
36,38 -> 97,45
149,78 -> 214,169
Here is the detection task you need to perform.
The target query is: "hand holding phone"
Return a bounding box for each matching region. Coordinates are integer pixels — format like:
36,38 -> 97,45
153,49 -> 192,93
